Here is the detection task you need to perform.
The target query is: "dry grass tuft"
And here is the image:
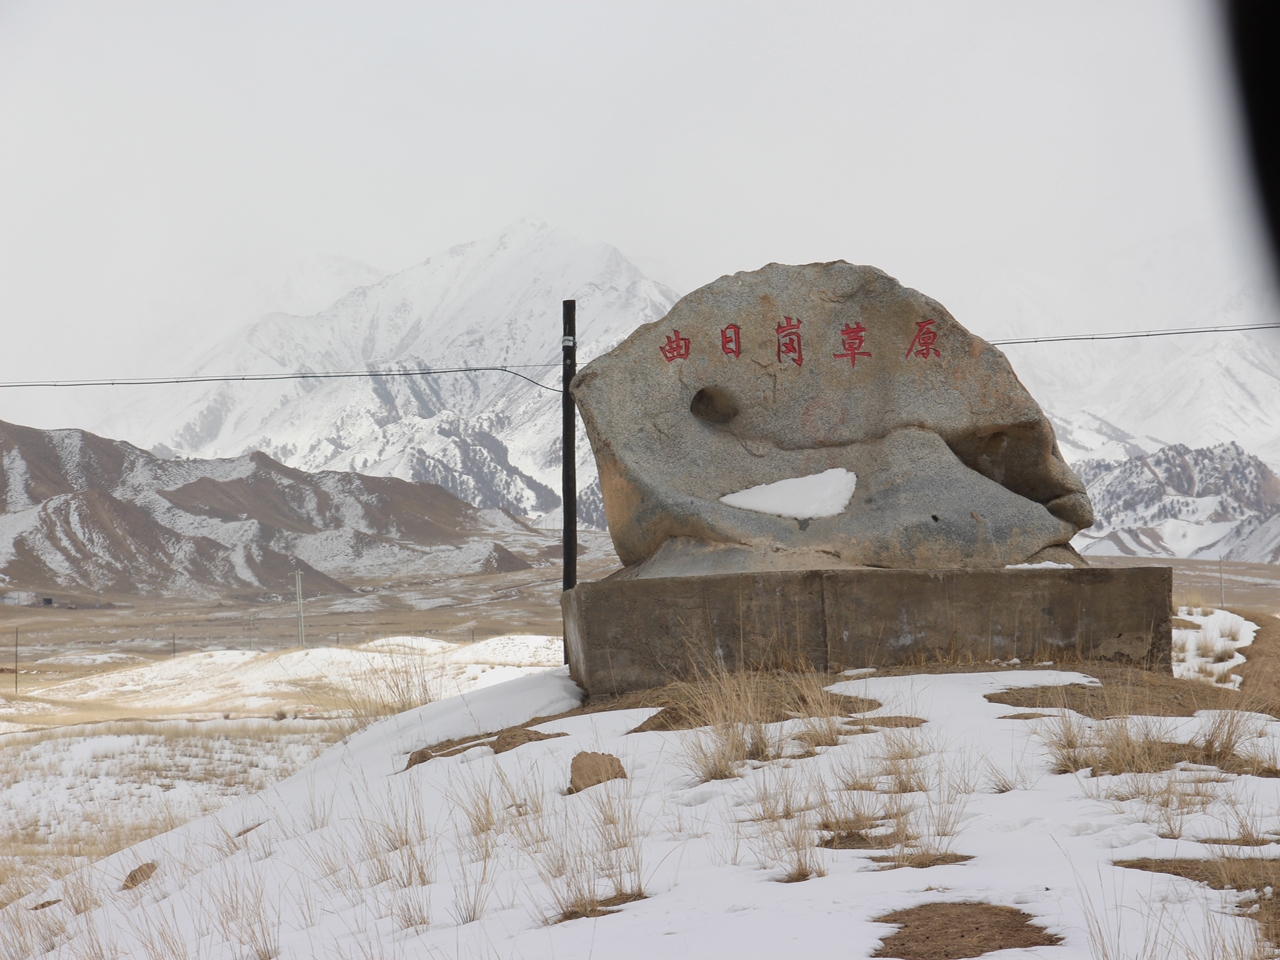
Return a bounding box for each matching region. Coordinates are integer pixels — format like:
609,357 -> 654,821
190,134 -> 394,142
1038,705 -> 1277,779
631,670 -> 878,734
519,779 -> 647,923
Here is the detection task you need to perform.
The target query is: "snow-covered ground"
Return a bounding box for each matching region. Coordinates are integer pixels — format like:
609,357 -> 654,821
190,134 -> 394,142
4,623 -> 1280,959
1173,609 -> 1258,690
1,634 -> 564,726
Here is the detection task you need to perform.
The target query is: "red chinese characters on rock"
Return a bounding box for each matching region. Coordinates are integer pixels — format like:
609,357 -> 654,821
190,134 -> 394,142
833,322 -> 871,370
776,317 -> 803,367
660,329 -> 691,362
905,319 -> 940,360
720,324 -> 741,358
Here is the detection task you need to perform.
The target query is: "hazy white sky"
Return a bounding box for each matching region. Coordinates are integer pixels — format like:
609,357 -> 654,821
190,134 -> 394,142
0,0 -> 1273,427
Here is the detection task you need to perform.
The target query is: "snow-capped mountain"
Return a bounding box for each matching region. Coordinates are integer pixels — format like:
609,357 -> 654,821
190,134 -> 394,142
96,222 -> 679,528
90,224 -> 1278,540
1001,328 -> 1280,472
1072,441 -> 1280,562
0,419 -> 547,597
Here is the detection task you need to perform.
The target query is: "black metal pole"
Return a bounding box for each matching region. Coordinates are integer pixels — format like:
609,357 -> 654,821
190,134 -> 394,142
562,300 -> 577,603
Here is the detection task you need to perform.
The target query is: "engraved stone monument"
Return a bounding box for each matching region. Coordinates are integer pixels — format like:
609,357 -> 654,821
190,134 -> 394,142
562,263 -> 1171,694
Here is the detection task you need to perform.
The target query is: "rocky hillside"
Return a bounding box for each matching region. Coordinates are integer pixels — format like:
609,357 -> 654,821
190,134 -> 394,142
1072,441 -> 1280,562
0,419 -> 547,598
94,221 -> 678,529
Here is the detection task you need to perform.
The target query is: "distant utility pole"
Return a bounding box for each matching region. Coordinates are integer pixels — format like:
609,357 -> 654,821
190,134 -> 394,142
13,627 -> 16,695
562,299 -> 577,666
1220,556 -> 1226,609
294,569 -> 306,649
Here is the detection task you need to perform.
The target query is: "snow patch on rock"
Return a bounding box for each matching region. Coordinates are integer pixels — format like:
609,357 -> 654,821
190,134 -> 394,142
720,468 -> 857,519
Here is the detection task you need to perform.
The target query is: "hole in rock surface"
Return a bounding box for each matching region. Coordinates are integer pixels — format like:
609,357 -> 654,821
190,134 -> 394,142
690,386 -> 739,424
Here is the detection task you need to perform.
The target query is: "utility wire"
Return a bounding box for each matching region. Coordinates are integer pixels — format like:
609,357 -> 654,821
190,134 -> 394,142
989,321 -> 1280,346
0,322 -> 1275,391
0,364 -> 565,393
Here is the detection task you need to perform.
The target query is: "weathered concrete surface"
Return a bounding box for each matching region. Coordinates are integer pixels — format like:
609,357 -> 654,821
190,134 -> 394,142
563,566 -> 1171,696
572,262 -> 1093,574
563,571 -> 827,694
824,566 -> 1172,671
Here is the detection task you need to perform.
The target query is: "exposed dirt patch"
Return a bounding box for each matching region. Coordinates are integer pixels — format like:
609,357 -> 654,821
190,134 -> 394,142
872,901 -> 1062,958
1117,856 -> 1280,944
404,725 -> 568,770
491,727 -> 567,754
984,667 -> 1280,720
403,672 -> 895,772
998,712 -> 1049,720
620,674 -> 880,733
871,853 -> 974,871
847,715 -> 927,731
1232,608 -> 1280,698
556,891 -> 647,922
1081,739 -> 1280,778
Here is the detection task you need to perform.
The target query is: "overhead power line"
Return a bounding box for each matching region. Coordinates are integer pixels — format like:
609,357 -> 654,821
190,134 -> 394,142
0,364 -> 564,393
989,321 -> 1280,346
0,322 -> 1275,392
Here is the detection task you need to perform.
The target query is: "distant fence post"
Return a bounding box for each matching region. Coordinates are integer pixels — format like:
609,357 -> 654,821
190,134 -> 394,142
562,299 -> 577,662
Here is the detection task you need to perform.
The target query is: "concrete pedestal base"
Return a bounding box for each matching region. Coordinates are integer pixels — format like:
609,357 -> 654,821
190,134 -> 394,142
562,566 -> 1172,696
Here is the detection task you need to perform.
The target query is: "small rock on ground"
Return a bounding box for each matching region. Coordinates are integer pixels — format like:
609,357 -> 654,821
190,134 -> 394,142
570,751 -> 627,793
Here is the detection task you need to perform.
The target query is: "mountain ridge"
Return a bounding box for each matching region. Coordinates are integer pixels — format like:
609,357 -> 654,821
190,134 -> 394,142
0,418 -> 549,598
1073,440 -> 1280,562
95,221 -> 678,526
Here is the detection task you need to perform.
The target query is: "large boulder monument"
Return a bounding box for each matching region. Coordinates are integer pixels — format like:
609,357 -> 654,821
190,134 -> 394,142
563,263 -> 1171,694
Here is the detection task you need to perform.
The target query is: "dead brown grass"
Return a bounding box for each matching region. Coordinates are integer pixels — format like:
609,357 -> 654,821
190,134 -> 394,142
870,852 -> 974,871
846,716 -> 927,732
871,901 -> 1062,959
1116,856 -> 1280,946
626,671 -> 880,734
556,890 -> 646,922
985,668 -> 1279,720
1031,685 -> 1279,779
400,670 -> 878,773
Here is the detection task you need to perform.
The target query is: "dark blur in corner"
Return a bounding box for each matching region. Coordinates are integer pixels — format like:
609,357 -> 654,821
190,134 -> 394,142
1226,1 -> 1280,277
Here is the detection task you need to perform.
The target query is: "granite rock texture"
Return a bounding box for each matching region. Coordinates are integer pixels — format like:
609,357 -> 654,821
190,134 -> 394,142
572,261 -> 1093,573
